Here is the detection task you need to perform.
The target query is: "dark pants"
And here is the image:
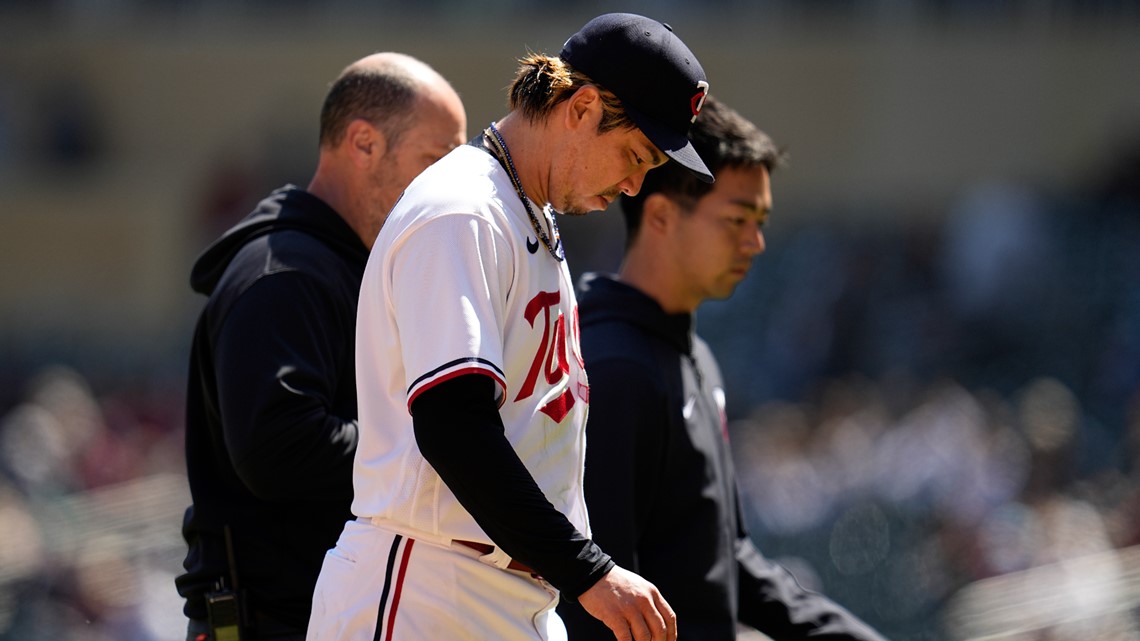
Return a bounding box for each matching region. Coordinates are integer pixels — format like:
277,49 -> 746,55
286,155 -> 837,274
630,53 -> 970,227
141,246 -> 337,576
186,618 -> 306,641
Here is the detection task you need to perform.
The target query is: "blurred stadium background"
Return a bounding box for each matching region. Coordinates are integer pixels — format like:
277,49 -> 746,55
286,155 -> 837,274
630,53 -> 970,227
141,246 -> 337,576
2,1 -> 1140,639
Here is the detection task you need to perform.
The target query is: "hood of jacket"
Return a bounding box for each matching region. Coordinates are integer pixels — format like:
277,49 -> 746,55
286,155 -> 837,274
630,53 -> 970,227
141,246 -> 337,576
190,185 -> 367,295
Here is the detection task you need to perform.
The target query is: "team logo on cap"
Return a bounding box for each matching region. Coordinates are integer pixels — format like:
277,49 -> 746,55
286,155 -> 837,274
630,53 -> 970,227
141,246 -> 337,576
690,81 -> 710,123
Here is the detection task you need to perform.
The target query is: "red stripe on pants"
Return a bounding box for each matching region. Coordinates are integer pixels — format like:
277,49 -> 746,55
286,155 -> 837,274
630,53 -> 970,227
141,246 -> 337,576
384,538 -> 416,641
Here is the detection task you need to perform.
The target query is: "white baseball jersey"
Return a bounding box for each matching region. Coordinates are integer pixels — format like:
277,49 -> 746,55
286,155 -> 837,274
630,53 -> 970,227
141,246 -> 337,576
352,143 -> 591,548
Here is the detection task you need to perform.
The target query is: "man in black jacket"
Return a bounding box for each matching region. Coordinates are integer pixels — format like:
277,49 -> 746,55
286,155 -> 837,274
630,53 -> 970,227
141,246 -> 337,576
558,96 -> 888,641
175,53 -> 465,641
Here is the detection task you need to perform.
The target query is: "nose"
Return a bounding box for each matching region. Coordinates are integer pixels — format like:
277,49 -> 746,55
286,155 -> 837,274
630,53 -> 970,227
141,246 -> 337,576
743,224 -> 766,256
618,167 -> 651,197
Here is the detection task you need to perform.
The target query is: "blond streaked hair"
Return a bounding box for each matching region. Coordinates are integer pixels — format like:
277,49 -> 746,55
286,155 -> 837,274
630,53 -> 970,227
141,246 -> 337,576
507,53 -> 636,134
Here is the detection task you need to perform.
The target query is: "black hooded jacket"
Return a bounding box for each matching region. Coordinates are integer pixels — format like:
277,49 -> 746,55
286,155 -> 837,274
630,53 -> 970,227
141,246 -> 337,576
176,185 -> 365,631
558,274 -> 887,641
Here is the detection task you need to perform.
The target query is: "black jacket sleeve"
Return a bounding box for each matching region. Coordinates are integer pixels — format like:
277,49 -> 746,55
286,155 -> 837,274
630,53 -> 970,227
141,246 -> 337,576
411,374 -> 614,598
213,271 -> 357,501
735,494 -> 890,641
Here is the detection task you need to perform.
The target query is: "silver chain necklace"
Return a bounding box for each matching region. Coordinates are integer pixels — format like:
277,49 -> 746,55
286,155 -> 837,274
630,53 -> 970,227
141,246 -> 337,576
483,122 -> 564,262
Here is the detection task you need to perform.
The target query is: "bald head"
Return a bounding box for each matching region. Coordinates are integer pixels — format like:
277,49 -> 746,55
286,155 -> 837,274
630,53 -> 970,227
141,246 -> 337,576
318,52 -> 461,151
309,52 -> 466,248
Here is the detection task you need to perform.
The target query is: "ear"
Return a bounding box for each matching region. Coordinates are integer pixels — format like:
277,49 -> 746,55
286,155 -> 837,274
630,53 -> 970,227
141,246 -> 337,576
640,192 -> 681,236
564,85 -> 603,132
345,119 -> 387,166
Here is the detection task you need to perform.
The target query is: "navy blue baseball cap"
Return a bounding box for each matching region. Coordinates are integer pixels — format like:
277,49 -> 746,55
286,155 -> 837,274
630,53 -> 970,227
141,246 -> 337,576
561,13 -> 714,183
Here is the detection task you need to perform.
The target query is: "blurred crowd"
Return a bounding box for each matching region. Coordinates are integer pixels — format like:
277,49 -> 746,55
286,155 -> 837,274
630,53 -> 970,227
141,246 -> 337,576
0,366 -> 188,641
731,375 -> 1140,639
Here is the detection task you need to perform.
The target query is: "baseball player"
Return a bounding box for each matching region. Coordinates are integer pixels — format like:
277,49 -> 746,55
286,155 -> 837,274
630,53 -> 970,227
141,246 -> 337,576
305,13 -> 714,641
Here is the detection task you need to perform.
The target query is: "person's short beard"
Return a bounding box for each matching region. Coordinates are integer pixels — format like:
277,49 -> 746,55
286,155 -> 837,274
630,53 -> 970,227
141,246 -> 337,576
560,204 -> 590,217
554,193 -> 589,217
558,188 -> 621,217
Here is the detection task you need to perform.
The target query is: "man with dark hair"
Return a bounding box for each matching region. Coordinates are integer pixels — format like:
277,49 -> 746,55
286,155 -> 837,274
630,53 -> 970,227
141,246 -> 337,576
306,13 -> 713,641
559,95 -> 890,641
176,52 -> 466,641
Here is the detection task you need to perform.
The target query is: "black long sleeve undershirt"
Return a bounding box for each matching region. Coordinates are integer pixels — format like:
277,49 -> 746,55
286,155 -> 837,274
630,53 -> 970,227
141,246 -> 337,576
410,374 -> 614,598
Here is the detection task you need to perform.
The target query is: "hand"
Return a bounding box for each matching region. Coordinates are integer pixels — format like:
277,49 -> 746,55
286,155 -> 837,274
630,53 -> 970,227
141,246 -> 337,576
576,565 -> 677,641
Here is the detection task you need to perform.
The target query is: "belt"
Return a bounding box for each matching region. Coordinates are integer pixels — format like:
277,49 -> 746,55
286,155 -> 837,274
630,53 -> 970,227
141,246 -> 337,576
454,540 -> 537,575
